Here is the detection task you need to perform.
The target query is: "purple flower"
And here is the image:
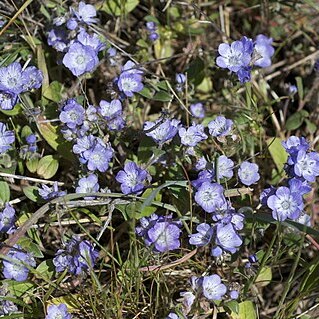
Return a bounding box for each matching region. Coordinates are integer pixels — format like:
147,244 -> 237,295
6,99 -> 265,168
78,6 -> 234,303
2,246 -> 36,282
282,136 -> 309,155
144,119 -> 180,144
0,122 -> 15,154
76,174 -> 99,199
0,62 -> 27,94
147,219 -> 182,252
288,178 -> 311,195
149,32 -> 159,41
117,73 -> 144,97
0,91 -> 18,110
190,102 -> 205,118
194,182 -> 226,213
47,28 -> 68,52
59,99 -> 85,129
146,21 -> 157,32
216,40 -> 252,73
73,135 -> 96,157
192,169 -> 215,189
216,155 -> 234,179
53,236 -> 98,275
260,186 -> 276,206
293,151 -> 319,182
116,162 -> 151,195
137,214 -> 182,253
85,139 -> 114,172
208,116 -> 233,137
77,29 -> 105,52
202,274 -> 227,300
0,285 -> 18,315
166,313 -> 181,319
238,161 -> 260,186
267,186 -> 303,221
176,73 -> 186,84
0,203 -> 16,234
229,290 -> 239,300
23,66 -> 43,91
67,18 -> 78,30
189,223 -> 213,247
254,34 -> 275,68
98,99 -> 122,120
63,42 -> 99,76
46,304 -> 72,319
107,115 -> 126,131
38,181 -> 66,200
195,156 -> 208,171
178,124 -> 207,147
237,66 -> 252,83
213,223 -> 243,255
72,1 -> 98,25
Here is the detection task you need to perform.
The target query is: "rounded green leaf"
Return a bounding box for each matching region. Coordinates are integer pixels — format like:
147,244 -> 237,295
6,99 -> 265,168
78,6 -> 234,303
37,155 -> 59,179
0,181 -> 10,204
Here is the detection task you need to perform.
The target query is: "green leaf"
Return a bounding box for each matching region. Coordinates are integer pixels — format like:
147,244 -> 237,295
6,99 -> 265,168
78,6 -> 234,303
35,260 -> 55,280
22,185 -> 40,202
42,81 -> 63,102
267,137 -> 287,173
231,301 -> 256,319
26,157 -> 39,173
186,57 -> 205,85
295,76 -> 304,100
6,280 -> 35,298
138,87 -> 153,99
0,181 -> 10,203
256,266 -> 272,287
153,90 -> 172,102
17,237 -> 44,258
101,0 -> 139,16
37,155 -> 59,179
285,111 -> 307,130
224,300 -> 239,314
300,259 -> 319,293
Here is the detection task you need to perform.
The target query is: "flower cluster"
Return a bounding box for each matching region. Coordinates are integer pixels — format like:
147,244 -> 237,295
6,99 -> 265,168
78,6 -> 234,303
47,2 -> 105,76
216,34 -> 274,83
146,21 -> 160,41
2,246 -> 36,282
0,62 -> 43,110
136,214 -> 182,253
261,136 -> 318,222
53,236 -> 98,275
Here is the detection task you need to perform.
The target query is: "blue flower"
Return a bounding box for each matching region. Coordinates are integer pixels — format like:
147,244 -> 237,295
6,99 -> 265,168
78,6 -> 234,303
2,246 -> 36,282
0,122 -> 15,154
178,123 -> 207,147
190,102 -> 205,118
144,119 -> 180,144
216,40 -> 252,73
23,66 -> 43,91
45,304 -> 72,319
38,182 -> 67,200
238,161 -> 260,186
189,223 -> 213,247
202,274 -> 227,300
293,151 -> 319,182
72,1 -> 98,25
98,99 -> 122,120
254,34 -> 275,68
77,29 -> 105,52
0,62 -> 27,94
0,91 -> 18,110
267,186 -> 303,221
116,162 -> 151,195
62,42 -> 99,76
117,73 -> 144,97
59,99 -> 85,129
0,203 -> 16,234
192,170 -> 215,189
216,155 -> 234,179
76,174 -> 99,199
208,116 -> 233,137
47,28 -> 68,52
194,182 -> 226,213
